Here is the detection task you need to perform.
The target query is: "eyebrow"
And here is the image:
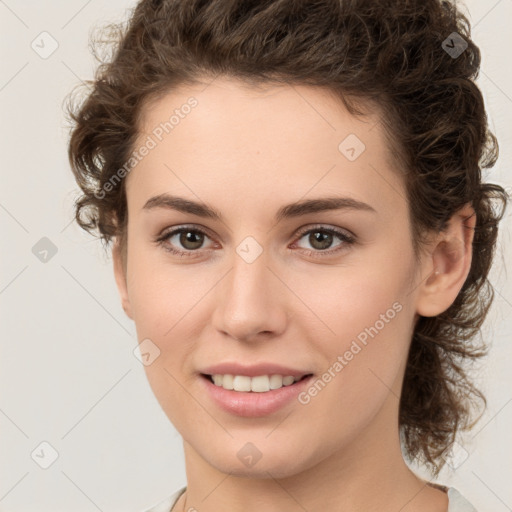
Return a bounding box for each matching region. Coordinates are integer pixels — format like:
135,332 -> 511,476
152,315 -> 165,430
142,193 -> 377,222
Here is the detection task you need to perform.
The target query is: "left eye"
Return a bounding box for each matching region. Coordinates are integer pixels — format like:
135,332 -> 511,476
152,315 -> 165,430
293,227 -> 355,254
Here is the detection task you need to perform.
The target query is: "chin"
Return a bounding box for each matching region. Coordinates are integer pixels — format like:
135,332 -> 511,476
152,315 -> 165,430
194,436 -> 316,479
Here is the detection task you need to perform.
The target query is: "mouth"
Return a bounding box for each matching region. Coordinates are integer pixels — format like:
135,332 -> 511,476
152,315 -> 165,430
200,372 -> 314,392
199,372 -> 315,417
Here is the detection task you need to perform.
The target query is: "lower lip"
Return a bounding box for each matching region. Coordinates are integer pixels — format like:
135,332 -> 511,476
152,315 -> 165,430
199,374 -> 314,417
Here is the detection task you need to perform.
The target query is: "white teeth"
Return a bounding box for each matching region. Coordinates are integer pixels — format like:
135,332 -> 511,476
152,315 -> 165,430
222,374 -> 234,390
212,374 -> 223,387
210,374 -> 303,392
269,374 -> 283,389
250,375 -> 269,392
233,375 -> 251,392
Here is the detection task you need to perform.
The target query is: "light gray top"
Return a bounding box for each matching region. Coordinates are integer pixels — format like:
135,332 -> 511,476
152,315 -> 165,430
141,485 -> 478,511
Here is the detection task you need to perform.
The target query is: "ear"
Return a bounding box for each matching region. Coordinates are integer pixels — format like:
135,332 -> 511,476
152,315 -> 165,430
112,237 -> 133,320
415,203 -> 476,317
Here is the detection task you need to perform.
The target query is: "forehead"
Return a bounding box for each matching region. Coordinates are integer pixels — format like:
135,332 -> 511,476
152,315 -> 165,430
127,77 -> 406,219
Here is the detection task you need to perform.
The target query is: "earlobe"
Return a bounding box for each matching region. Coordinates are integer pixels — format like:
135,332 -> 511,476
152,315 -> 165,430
415,203 -> 476,318
112,239 -> 133,320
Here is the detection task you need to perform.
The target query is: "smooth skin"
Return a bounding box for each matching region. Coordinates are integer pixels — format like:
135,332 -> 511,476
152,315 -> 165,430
112,77 -> 475,512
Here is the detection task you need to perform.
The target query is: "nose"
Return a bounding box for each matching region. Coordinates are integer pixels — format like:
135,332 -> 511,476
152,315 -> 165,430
211,245 -> 288,343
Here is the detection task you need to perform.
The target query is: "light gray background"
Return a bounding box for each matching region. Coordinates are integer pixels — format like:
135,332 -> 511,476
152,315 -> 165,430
0,1 -> 510,511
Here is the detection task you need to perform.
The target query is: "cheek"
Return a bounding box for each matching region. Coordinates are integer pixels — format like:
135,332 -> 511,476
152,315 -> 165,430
289,246 -> 414,398
289,254 -> 412,349
311,286 -> 408,403
296,282 -> 411,444
126,244 -> 210,337
141,361 -> 212,447
126,246 -> 217,403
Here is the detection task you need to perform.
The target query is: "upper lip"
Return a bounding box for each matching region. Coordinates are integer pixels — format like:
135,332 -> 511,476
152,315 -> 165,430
199,362 -> 313,379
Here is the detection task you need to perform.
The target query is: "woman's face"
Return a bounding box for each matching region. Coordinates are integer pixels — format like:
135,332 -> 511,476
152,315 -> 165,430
115,77 -> 428,478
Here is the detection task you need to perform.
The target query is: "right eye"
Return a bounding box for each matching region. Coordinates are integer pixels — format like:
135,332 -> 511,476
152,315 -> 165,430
155,225 -> 216,257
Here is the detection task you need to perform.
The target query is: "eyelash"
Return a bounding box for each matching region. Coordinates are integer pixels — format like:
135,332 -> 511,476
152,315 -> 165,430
155,224 -> 356,259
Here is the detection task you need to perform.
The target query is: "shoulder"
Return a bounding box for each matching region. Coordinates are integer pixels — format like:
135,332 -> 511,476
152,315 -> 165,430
447,487 -> 478,512
140,486 -> 187,512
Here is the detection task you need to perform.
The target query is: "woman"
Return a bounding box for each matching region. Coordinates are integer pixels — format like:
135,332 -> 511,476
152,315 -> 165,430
65,1 -> 508,510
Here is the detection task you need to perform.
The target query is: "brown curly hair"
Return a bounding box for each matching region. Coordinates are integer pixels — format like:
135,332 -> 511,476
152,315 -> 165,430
65,0 -> 508,475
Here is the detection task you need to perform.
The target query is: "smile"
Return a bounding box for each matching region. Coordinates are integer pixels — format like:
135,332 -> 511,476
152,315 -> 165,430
200,373 -> 315,417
